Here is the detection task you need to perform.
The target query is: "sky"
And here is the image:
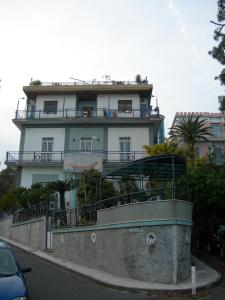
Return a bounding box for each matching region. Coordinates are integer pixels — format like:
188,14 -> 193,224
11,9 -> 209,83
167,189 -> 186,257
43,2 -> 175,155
0,0 -> 223,169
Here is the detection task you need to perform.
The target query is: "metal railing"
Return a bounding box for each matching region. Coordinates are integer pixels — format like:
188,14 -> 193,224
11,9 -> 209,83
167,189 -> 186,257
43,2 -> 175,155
15,108 -> 160,120
30,80 -> 149,86
6,150 -> 147,164
6,151 -> 64,163
13,201 -> 48,224
12,187 -> 188,227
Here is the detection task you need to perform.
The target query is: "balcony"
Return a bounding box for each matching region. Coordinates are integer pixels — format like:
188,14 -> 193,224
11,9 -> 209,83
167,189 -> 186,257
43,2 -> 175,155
14,108 -> 161,121
6,151 -> 64,167
6,150 -> 147,168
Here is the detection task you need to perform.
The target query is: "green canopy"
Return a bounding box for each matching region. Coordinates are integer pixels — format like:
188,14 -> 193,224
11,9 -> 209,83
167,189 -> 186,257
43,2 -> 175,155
102,154 -> 186,180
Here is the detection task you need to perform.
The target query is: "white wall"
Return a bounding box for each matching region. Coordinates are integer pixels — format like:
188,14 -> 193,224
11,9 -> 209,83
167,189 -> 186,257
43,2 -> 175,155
21,167 -> 64,188
108,127 -> 149,160
23,128 -> 65,151
97,94 -> 140,117
31,95 -> 76,118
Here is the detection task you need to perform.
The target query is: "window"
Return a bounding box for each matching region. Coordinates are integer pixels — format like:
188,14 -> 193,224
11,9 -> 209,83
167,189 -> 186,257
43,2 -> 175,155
80,137 -> 92,152
119,137 -> 131,160
118,100 -> 132,113
44,101 -> 58,114
211,125 -> 222,139
42,137 -> 54,160
215,146 -> 223,164
194,147 -> 200,159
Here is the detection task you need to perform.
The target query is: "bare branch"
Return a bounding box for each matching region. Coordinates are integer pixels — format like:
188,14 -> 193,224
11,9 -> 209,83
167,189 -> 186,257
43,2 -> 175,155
210,20 -> 225,27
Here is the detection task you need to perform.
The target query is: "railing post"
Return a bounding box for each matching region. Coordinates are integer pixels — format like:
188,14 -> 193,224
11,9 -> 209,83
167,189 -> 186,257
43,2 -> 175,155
39,110 -> 41,119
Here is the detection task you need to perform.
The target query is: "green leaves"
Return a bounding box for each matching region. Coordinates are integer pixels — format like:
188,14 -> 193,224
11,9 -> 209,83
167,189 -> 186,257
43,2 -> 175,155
170,114 -> 212,146
77,169 -> 117,206
209,0 -> 225,107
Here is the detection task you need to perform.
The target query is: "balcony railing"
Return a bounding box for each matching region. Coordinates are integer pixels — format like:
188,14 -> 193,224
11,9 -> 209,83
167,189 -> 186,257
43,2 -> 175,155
6,151 -> 64,164
6,150 -> 147,164
14,108 -> 160,121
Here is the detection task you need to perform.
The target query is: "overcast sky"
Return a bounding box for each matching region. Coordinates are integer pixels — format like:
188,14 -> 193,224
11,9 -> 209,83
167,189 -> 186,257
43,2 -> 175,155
0,0 -> 223,169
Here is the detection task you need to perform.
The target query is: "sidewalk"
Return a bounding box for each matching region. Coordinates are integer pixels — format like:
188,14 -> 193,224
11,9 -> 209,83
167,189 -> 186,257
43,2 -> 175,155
0,236 -> 221,295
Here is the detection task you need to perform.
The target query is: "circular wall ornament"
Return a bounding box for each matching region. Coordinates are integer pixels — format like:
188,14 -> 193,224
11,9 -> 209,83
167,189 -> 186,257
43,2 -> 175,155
91,232 -> 96,243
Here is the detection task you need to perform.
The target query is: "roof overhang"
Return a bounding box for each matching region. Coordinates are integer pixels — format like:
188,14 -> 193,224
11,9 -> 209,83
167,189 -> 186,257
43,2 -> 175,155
23,84 -> 153,99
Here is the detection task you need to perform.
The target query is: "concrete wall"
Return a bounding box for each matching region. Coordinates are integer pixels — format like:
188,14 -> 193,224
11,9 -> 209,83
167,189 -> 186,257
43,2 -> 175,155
68,127 -> 104,151
34,95 -> 77,118
107,127 -> 149,160
0,215 -> 13,239
0,200 -> 192,284
97,200 -> 193,224
52,200 -> 192,284
10,218 -> 46,250
21,167 -> 64,187
0,217 -> 46,250
52,220 -> 191,284
23,127 -> 65,152
97,94 -> 140,117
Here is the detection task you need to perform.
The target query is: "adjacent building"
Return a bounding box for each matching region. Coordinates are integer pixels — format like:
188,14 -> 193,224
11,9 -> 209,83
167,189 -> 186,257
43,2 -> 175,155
171,112 -> 225,164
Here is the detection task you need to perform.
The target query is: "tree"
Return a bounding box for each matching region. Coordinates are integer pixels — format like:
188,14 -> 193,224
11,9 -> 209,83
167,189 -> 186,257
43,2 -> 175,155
143,139 -> 187,159
179,158 -> 225,247
209,0 -> 225,111
48,179 -> 71,211
48,179 -> 72,226
118,176 -> 138,195
0,167 -> 17,198
77,169 -> 117,207
169,114 -> 213,161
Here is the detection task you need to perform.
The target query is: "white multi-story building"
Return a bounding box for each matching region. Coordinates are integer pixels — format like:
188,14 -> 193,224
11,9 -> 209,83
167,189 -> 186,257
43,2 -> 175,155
6,80 -> 164,206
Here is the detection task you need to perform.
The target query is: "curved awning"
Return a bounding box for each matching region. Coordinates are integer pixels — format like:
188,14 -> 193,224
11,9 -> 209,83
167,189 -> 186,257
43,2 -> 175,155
102,154 -> 186,180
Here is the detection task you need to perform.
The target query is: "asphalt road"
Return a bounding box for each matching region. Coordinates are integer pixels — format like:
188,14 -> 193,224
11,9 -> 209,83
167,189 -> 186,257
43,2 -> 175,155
12,246 -> 153,300
12,245 -> 225,300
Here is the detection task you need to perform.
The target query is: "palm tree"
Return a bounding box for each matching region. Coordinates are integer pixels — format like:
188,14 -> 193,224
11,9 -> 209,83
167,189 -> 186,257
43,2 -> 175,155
169,113 -> 213,160
48,179 -> 72,226
49,179 -> 71,210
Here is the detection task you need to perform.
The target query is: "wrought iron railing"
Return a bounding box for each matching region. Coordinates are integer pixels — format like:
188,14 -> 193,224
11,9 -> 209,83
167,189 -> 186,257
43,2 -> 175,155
6,150 -> 147,164
12,187 -> 188,227
15,108 -> 160,120
12,201 -> 48,224
6,151 -> 64,163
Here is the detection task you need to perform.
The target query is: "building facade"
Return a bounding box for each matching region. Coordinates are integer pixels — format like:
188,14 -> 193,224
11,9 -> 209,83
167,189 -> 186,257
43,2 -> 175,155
6,80 -> 164,207
171,112 -> 225,164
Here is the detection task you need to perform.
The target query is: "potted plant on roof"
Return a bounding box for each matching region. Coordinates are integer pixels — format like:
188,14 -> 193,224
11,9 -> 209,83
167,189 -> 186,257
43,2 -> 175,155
30,80 -> 42,86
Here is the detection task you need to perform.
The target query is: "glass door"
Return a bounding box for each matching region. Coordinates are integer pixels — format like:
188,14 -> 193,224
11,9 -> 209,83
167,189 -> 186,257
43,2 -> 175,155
120,137 -> 131,161
42,137 -> 54,161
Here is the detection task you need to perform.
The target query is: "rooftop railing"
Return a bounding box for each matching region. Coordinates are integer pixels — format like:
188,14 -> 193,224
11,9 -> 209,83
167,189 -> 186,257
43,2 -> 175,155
29,80 -> 149,86
14,108 -> 160,121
